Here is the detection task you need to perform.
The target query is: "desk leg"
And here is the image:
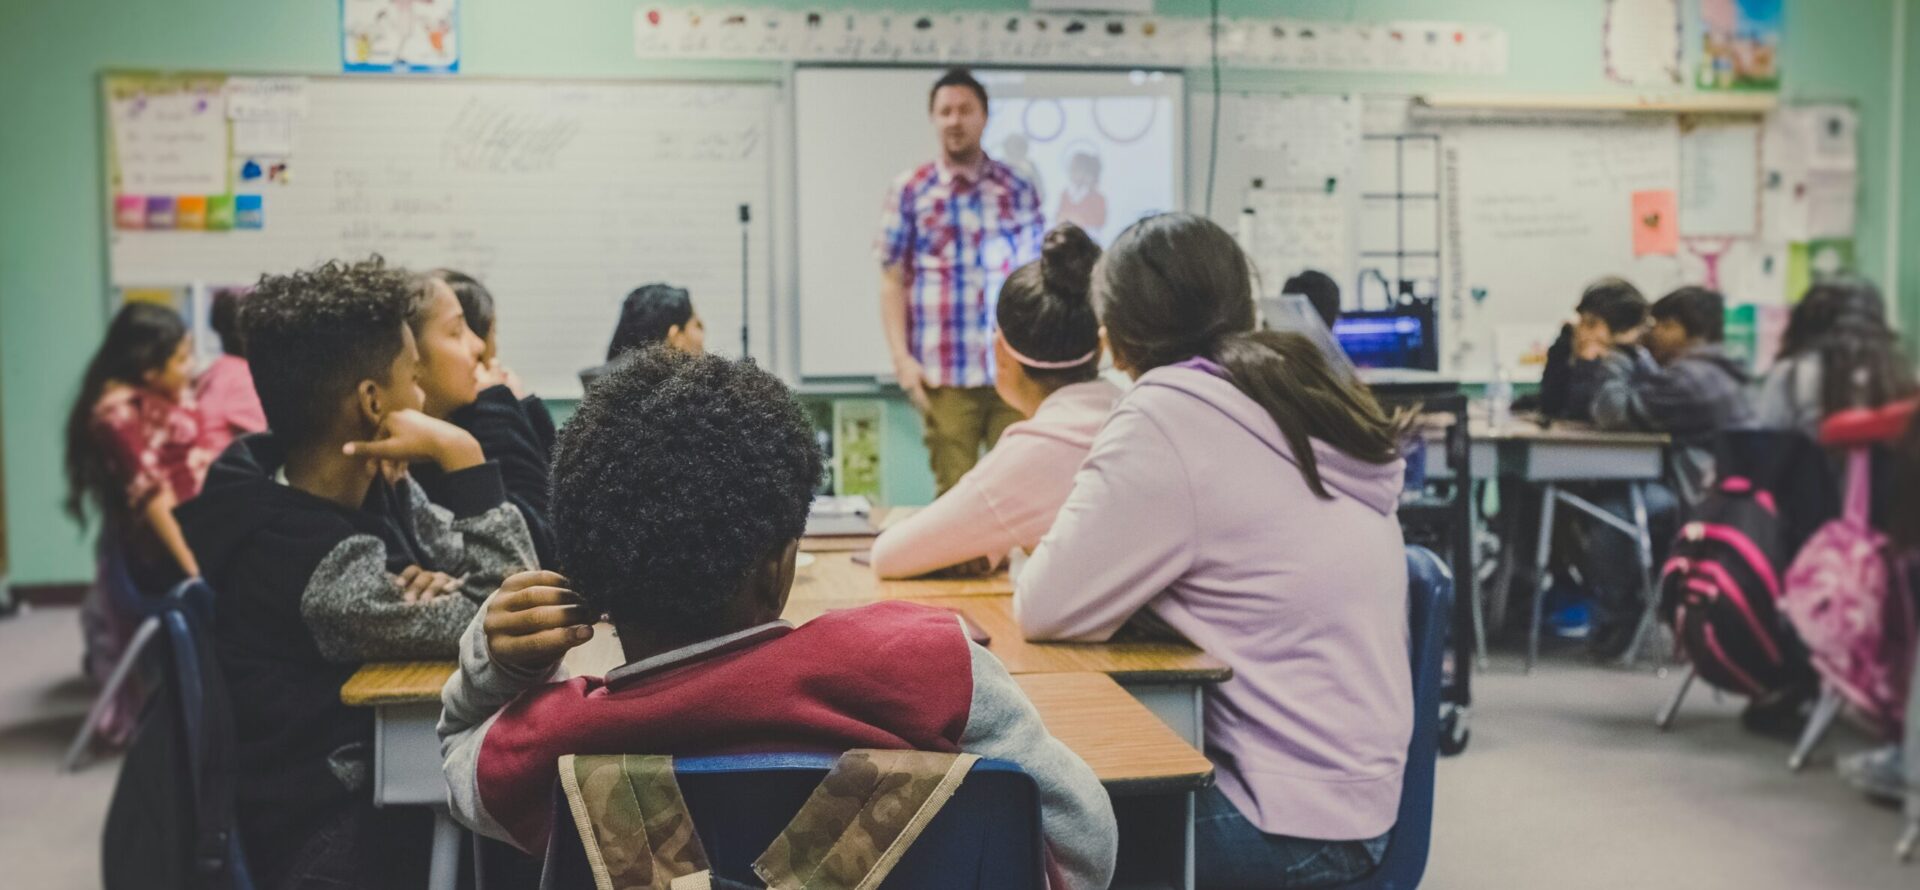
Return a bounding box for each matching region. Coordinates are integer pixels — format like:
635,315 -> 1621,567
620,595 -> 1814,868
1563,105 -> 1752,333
1619,482 -> 1661,667
1527,484 -> 1558,673
429,808 -> 462,890
1182,790 -> 1196,890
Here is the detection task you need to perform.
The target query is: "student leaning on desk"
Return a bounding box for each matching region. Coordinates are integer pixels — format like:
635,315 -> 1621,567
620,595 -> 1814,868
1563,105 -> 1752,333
1013,213 -> 1412,890
437,347 -> 1118,890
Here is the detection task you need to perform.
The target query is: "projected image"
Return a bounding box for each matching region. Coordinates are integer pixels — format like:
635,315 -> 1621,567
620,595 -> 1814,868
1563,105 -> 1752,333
980,73 -> 1179,245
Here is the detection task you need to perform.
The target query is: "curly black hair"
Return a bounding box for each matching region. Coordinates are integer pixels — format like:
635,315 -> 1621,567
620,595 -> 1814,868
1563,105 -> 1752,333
242,257 -> 417,444
552,346 -> 823,635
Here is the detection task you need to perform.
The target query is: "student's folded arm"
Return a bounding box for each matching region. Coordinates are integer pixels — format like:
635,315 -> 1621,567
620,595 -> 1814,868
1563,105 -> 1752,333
1626,364 -> 1730,438
438,597 -> 568,843
298,535 -> 483,663
403,473 -> 539,599
870,470 -> 1019,579
1013,406 -> 1196,642
1588,351 -> 1655,432
957,640 -> 1116,890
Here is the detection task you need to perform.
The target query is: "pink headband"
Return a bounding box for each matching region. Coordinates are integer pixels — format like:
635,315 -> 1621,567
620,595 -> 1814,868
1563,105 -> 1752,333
998,329 -> 1097,370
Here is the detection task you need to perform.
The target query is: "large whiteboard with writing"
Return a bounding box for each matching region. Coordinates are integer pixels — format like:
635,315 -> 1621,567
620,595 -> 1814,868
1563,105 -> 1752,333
106,76 -> 779,398
1443,120 -> 1686,377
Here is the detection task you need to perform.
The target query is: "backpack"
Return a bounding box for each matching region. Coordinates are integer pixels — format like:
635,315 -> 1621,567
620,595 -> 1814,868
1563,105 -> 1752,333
1658,474 -> 1815,696
1782,449 -> 1919,734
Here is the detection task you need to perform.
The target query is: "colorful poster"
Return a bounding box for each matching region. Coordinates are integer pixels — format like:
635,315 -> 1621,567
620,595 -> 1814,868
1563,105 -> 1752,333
342,0 -> 459,73
1696,0 -> 1783,90
1631,189 -> 1680,256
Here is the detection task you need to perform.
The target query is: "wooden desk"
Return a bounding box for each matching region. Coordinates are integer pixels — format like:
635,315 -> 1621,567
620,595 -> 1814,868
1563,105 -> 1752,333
1425,413 -> 1672,670
785,557 -> 1229,748
343,666 -> 1212,890
790,551 -> 1013,601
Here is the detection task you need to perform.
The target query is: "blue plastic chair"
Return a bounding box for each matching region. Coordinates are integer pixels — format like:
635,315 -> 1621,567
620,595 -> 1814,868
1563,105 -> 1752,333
540,753 -> 1044,889
1327,544 -> 1453,890
101,579 -> 255,890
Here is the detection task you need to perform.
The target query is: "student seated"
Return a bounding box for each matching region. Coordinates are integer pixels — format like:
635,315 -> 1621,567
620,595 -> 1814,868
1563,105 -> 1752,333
1534,277 -> 1649,421
577,282 -> 705,389
435,268 -> 559,455
1283,268 -> 1343,332
195,288 -> 268,457
438,347 -> 1116,890
1012,214 -> 1411,889
871,224 -> 1119,578
65,302 -> 210,742
1838,405 -> 1920,799
1577,287 -> 1754,654
175,257 -> 536,889
409,270 -> 558,567
1756,278 -> 1916,436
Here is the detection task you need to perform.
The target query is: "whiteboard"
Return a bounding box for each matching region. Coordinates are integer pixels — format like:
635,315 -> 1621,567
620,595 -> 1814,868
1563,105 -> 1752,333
107,77 -> 780,398
794,66 -> 1184,381
1443,120 -> 1685,377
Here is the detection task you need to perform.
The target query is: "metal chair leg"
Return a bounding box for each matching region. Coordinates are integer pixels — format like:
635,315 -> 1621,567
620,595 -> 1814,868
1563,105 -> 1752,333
1619,482 -> 1662,667
63,616 -> 163,772
1656,664 -> 1696,731
1899,817 -> 1918,863
1528,485 -> 1558,673
1789,685 -> 1844,772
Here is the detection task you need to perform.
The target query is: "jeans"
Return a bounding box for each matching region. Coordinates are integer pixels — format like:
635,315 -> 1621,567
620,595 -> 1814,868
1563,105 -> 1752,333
1193,786 -> 1389,889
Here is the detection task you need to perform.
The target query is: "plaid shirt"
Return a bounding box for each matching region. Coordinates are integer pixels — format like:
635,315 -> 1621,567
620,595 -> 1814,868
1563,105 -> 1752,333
876,156 -> 1044,389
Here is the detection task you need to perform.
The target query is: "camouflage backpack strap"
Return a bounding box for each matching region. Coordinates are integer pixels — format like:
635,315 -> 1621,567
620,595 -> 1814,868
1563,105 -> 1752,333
753,750 -> 981,890
558,754 -> 716,890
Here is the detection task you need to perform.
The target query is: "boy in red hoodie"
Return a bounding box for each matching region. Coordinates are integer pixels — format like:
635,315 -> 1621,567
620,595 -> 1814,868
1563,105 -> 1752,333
437,346 -> 1115,889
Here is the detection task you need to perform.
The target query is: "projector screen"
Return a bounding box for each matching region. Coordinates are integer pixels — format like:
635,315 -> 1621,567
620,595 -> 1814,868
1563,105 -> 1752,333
794,67 -> 1185,380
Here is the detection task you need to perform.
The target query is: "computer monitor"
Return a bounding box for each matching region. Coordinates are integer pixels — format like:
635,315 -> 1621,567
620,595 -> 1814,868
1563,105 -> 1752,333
1333,304 -> 1439,371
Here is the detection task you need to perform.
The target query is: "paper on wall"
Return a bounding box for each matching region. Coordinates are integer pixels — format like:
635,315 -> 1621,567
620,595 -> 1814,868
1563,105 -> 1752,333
1678,120 -> 1758,236
1604,0 -> 1683,86
1243,188 -> 1354,303
224,77 -> 309,120
111,82 -> 229,196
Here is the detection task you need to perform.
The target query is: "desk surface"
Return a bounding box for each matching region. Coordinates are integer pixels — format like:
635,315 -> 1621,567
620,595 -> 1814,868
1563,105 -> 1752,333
1013,672 -> 1214,793
340,665 -> 1210,793
791,551 -> 1014,601
1470,416 -> 1670,446
786,595 -> 1231,683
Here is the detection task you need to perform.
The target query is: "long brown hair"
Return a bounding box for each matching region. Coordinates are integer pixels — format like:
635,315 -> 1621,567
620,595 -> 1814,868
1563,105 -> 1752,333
1095,212 -> 1402,499
64,302 -> 188,524
1778,279 -> 1916,417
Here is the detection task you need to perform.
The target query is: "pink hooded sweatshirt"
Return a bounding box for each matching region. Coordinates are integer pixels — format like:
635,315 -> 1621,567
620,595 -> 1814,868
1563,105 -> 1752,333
1015,359 -> 1412,841
871,380 -> 1120,579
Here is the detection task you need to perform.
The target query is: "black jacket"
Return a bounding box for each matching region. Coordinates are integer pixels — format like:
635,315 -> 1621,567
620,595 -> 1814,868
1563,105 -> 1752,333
174,434 -> 535,884
415,385 -> 558,568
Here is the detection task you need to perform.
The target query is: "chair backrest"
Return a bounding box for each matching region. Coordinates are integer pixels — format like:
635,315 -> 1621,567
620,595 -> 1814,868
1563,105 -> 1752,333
1331,544 -> 1453,890
541,753 -> 1044,890
103,579 -> 254,890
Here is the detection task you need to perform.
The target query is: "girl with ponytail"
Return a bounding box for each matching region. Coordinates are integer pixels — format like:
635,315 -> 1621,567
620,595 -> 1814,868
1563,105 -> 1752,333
871,224 -> 1121,578
1014,213 -> 1412,888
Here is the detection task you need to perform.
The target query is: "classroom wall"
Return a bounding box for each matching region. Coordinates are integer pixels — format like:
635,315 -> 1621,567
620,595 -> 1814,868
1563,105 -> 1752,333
0,0 -> 1909,586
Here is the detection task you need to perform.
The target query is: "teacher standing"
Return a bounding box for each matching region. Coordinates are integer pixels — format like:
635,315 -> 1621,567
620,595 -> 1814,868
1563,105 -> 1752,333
877,68 -> 1046,494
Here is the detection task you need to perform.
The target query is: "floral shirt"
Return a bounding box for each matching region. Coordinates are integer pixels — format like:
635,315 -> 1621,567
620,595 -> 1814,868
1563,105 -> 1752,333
93,384 -> 213,517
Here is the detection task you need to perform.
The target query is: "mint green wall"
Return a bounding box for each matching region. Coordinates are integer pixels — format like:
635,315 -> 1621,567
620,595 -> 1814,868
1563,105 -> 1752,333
1,0 -> 1906,584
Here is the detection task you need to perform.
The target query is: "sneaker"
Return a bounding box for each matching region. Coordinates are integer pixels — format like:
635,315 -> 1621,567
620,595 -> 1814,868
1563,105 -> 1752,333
1547,600 -> 1592,640
1837,745 -> 1909,803
1739,686 -> 1814,739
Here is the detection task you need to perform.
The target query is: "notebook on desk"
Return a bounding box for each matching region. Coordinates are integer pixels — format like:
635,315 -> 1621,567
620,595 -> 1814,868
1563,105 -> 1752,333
805,495 -> 876,537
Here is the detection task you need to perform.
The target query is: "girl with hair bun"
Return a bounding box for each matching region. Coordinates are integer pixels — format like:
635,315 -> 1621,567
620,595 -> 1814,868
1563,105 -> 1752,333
871,224 -> 1121,579
1014,213 -> 1412,888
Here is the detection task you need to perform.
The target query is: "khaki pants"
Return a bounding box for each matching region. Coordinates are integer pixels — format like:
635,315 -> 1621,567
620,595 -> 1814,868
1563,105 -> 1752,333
922,385 -> 1024,494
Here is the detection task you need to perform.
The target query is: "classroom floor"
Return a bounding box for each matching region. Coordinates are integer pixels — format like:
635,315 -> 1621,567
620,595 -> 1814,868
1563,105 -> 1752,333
1,606 -> 1913,889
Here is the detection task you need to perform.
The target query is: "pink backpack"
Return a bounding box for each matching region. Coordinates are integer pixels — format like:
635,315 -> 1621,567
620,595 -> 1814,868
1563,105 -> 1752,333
1781,449 -> 1917,734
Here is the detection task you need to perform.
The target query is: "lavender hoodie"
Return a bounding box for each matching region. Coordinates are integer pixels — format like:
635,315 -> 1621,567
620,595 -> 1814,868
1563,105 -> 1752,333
1014,360 -> 1412,841
871,380 -> 1120,578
